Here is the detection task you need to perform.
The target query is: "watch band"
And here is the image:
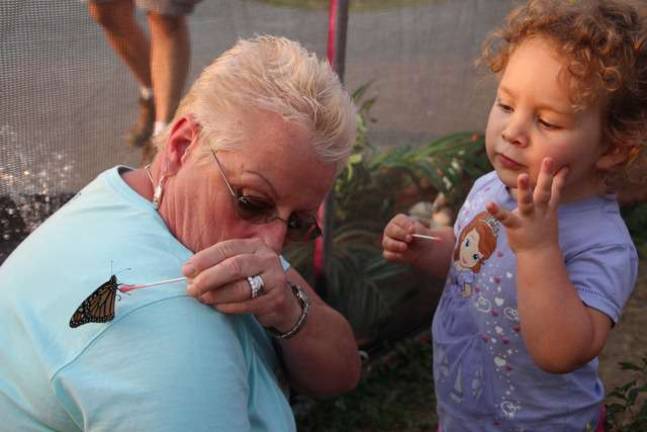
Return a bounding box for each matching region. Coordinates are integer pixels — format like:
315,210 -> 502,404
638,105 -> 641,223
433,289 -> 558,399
267,281 -> 311,340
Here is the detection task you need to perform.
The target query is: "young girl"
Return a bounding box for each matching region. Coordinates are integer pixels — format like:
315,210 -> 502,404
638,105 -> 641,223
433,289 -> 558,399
382,1 -> 647,430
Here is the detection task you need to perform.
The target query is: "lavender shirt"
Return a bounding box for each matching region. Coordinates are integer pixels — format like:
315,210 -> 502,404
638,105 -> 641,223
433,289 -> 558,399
432,171 -> 637,431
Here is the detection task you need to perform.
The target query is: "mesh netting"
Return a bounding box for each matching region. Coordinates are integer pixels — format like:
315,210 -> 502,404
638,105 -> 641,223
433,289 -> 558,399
0,0 -> 516,341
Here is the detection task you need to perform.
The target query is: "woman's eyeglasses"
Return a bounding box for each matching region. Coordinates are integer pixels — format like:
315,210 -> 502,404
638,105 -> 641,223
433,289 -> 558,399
210,150 -> 322,241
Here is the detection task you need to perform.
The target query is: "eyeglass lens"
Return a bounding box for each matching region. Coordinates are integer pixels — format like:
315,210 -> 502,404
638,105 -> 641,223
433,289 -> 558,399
211,150 -> 321,240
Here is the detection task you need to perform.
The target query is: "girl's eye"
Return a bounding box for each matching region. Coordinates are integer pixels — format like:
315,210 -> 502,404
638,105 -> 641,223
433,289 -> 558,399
465,239 -> 470,247
473,254 -> 479,261
538,118 -> 560,130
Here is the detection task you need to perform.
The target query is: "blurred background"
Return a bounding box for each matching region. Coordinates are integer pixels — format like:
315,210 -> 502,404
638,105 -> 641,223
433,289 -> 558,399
0,0 -> 514,339
0,0 -> 509,208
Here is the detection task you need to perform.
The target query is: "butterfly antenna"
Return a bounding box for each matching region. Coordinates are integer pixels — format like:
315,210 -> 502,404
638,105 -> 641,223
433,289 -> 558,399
113,267 -> 133,285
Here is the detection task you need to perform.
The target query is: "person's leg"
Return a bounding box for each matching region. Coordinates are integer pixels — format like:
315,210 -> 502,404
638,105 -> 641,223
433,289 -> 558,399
88,0 -> 155,147
87,0 -> 152,88
147,12 -> 190,131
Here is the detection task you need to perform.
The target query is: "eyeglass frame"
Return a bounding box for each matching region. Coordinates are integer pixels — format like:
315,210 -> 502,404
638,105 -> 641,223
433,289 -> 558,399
209,149 -> 322,241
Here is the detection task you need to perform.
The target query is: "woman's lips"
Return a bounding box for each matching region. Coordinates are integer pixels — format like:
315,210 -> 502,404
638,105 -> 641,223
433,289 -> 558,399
497,153 -> 525,170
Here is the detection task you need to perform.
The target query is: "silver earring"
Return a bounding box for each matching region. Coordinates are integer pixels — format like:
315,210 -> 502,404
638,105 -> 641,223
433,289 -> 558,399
145,164 -> 166,210
152,175 -> 167,210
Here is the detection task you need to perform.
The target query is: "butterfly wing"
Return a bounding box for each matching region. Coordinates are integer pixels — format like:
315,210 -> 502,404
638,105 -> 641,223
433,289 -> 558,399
69,275 -> 119,328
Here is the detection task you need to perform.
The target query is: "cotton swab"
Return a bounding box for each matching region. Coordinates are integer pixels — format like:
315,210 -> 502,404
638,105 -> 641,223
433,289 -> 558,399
412,233 -> 441,241
119,276 -> 187,293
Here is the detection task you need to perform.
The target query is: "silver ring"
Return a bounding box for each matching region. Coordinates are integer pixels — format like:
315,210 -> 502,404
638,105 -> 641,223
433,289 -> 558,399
247,274 -> 265,299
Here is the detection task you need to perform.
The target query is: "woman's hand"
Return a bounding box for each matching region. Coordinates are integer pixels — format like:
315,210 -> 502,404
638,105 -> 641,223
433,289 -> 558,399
486,158 -> 568,254
182,238 -> 301,331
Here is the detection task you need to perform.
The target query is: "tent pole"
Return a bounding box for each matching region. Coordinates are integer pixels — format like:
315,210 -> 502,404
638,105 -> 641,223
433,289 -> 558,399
314,0 -> 350,296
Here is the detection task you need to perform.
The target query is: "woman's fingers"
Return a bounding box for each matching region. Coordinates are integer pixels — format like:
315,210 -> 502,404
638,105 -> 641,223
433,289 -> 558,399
183,238 -> 263,278
185,238 -> 283,299
198,276 -> 265,305
210,280 -> 298,329
212,287 -> 284,316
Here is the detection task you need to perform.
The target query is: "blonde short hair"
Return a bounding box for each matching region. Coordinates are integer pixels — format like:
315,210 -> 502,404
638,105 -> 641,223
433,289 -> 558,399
156,35 -> 357,173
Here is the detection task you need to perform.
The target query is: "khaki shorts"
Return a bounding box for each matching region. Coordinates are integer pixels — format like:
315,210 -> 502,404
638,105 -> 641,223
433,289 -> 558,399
88,0 -> 202,16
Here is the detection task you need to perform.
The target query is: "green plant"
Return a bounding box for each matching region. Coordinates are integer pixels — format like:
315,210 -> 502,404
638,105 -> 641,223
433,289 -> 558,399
285,83 -> 490,343
294,334 -> 437,431
621,203 -> 647,258
605,357 -> 647,431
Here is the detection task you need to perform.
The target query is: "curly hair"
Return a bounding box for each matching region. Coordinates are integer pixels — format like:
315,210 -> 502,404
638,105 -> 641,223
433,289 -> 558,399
481,0 -> 647,187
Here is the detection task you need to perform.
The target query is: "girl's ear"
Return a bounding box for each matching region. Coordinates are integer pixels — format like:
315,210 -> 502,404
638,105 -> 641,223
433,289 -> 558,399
596,145 -> 631,171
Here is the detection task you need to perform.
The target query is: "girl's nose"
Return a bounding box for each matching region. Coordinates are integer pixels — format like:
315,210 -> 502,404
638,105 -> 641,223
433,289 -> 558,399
501,114 -> 530,147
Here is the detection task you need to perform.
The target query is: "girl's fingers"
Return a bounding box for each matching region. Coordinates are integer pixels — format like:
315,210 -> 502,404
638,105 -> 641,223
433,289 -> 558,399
382,235 -> 410,255
516,173 -> 534,216
384,215 -> 415,243
486,201 -> 519,228
383,250 -> 406,263
533,158 -> 554,208
549,166 -> 569,208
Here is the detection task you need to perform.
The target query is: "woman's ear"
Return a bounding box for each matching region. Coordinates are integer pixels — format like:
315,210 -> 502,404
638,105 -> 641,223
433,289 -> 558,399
159,116 -> 201,175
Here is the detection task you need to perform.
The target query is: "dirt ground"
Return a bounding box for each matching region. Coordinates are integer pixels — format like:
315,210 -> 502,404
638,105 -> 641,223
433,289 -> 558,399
599,259 -> 647,393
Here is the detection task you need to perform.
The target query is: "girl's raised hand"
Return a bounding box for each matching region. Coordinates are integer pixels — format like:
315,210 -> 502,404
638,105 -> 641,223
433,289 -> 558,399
382,214 -> 430,264
486,158 -> 568,254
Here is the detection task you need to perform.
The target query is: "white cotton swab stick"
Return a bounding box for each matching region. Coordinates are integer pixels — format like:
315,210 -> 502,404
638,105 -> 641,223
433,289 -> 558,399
412,233 -> 442,241
119,276 -> 187,293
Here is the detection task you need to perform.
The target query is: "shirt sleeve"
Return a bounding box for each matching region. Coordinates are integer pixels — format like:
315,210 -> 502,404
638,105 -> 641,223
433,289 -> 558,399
51,296 -> 252,432
567,243 -> 638,324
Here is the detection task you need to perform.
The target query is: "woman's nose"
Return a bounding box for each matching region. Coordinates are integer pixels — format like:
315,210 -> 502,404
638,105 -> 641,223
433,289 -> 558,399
256,220 -> 288,253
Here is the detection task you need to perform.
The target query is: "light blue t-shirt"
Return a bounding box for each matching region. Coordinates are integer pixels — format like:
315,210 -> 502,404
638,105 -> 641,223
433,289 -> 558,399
0,166 -> 296,431
432,171 -> 638,432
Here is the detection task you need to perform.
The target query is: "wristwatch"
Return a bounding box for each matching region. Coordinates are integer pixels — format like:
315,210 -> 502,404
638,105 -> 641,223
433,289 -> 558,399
267,281 -> 311,340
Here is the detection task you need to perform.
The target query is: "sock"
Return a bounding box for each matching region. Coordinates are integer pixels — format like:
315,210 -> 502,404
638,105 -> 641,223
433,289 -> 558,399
153,121 -> 168,136
140,87 -> 153,100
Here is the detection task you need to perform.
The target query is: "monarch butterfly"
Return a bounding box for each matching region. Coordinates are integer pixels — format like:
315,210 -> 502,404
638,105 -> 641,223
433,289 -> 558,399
68,273 -> 183,328
69,275 -> 123,328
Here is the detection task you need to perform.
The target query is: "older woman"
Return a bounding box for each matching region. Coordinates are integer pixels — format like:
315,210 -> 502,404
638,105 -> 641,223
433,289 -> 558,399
0,36 -> 360,431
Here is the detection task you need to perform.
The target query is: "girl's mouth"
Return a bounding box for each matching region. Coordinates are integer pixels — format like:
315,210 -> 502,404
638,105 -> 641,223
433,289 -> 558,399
497,153 -> 525,170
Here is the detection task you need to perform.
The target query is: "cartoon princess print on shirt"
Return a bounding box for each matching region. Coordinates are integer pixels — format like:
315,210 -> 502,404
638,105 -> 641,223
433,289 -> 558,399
451,211 -> 499,298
